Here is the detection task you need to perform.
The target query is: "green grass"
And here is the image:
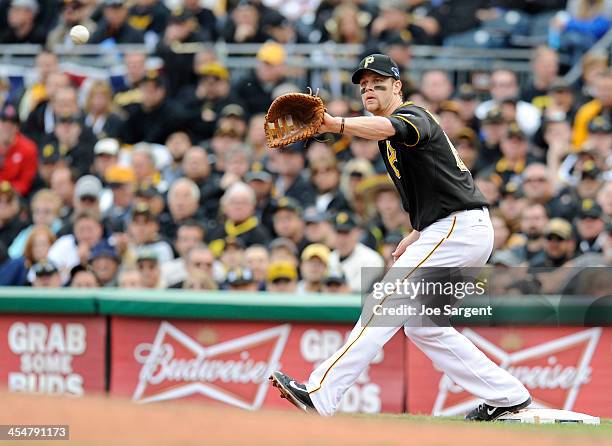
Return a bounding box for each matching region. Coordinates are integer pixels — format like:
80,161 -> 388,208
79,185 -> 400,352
348,413 -> 612,436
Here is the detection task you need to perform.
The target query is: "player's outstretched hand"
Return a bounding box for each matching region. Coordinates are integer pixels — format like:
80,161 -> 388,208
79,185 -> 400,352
392,231 -> 420,262
318,112 -> 340,134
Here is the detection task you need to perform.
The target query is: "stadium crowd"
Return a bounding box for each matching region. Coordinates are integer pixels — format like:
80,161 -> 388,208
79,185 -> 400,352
0,0 -> 610,294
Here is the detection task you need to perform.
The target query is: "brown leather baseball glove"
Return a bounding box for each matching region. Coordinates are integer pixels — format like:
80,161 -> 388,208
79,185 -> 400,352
264,92 -> 325,148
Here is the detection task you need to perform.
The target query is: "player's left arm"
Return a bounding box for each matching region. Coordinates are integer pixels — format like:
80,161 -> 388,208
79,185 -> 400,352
320,113 -> 395,140
320,111 -> 431,146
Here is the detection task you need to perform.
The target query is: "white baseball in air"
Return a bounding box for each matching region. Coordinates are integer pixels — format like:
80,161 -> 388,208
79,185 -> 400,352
70,25 -> 90,45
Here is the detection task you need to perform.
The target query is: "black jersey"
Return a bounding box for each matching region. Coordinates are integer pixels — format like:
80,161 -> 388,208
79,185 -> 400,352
379,101 -> 487,231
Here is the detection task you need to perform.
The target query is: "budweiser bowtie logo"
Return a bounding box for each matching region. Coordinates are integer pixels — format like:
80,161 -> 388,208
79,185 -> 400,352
132,322 -> 291,410
433,327 -> 602,416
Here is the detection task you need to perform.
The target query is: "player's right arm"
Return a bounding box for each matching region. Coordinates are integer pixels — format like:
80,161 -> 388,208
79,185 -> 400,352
319,113 -> 396,140
391,229 -> 420,262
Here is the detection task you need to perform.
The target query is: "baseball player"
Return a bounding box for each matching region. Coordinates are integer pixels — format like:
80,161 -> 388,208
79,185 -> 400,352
270,54 -> 531,421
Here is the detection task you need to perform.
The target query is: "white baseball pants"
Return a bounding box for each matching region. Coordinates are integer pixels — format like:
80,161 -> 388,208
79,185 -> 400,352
307,207 -> 530,416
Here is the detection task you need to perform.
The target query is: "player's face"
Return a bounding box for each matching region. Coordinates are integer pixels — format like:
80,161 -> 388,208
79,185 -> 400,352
359,72 -> 396,114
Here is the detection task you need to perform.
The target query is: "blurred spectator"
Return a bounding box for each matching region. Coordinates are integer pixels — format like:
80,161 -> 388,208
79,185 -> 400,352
0,181 -> 27,261
135,248 -> 165,288
339,158 -> 376,216
491,212 -> 512,251
510,203 -> 550,263
438,100 -> 465,139
156,8 -> 212,97
92,138 -> 120,181
598,181 -> 612,218
162,131 -> 190,185
225,267 -> 258,291
0,102 -> 38,196
309,156 -> 350,214
326,2 -> 369,44
475,108 -> 506,173
9,189 -> 62,258
31,260 -> 62,288
17,50 -> 59,121
57,174 -> 103,235
127,0 -> 169,37
271,144 -> 316,207
222,144 -> 251,184
585,115 -> 612,155
182,0 -> 216,40
547,79 -> 578,123
245,170 -> 274,229
454,128 -> 480,175
50,166 -> 76,222
474,174 -> 501,206
575,199 -> 606,254
181,146 -> 221,219
126,202 -> 173,264
521,46 -> 560,107
476,69 -> 541,137
0,0 -> 47,44
521,163 -> 555,206
117,267 -> 143,288
84,80 -> 124,139
113,51 -> 147,107
246,114 -> 267,162
235,42 -> 288,115
328,212 -> 384,293
420,70 -> 453,114
222,0 -> 268,43
573,69 -> 612,147
31,141 -> 62,192
69,268 -> 100,288
271,197 -> 307,253
47,0 -> 98,47
484,123 -> 532,187
359,175 -> 410,252
380,232 -> 403,271
550,1 -> 611,66
48,209 -> 105,282
268,237 -> 299,268
349,136 -> 385,173
89,0 -> 144,44
182,271 -> 218,290
130,145 -> 160,190
0,224 -> 55,286
209,182 -> 272,253
297,243 -> 331,294
530,218 -> 576,269
218,237 -> 246,281
22,72 -> 71,143
266,260 -> 298,293
159,178 -> 202,241
321,268 -> 350,294
45,112 -> 97,178
303,207 -> 334,247
244,244 -> 269,288
162,220 -> 205,287
120,72 -> 185,144
497,183 -> 527,234
179,62 -> 238,143
88,242 -> 120,286
104,164 -> 135,231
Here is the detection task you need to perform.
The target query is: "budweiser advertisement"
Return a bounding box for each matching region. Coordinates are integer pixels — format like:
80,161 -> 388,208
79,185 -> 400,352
110,317 -> 404,413
406,327 -> 612,417
0,315 -> 106,396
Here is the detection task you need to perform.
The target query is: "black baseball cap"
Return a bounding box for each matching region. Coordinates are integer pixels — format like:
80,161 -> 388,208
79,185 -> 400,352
32,260 -> 59,277
333,211 -> 358,232
0,102 -> 19,123
352,54 -> 401,84
578,199 -> 603,219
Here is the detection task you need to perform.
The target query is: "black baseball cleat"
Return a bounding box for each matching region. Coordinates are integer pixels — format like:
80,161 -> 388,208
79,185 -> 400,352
465,396 -> 532,421
269,371 -> 317,413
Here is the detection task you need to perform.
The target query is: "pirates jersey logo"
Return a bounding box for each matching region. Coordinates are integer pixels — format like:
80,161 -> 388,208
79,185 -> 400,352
386,141 -> 401,179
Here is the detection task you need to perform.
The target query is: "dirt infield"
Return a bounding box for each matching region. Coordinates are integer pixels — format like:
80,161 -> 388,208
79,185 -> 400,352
1,392 -> 610,446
